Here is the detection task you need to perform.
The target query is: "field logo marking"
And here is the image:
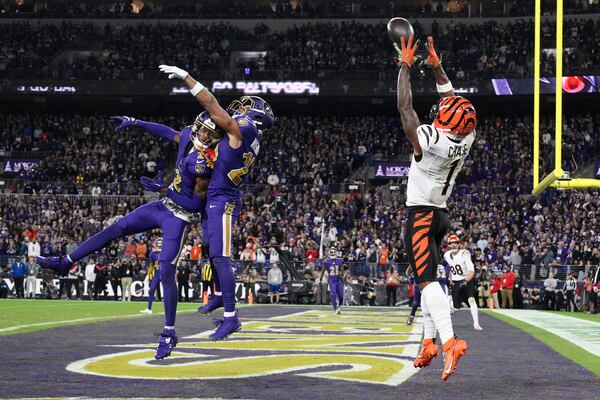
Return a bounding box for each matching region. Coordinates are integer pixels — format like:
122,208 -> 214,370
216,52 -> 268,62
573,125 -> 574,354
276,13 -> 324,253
67,309 -> 422,386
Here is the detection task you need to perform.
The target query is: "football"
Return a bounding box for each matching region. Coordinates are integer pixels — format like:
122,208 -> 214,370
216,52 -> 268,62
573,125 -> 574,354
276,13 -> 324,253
387,17 -> 414,44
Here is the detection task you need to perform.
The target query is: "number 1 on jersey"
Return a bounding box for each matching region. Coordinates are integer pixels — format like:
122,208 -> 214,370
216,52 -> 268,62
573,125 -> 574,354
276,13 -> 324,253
442,160 -> 460,196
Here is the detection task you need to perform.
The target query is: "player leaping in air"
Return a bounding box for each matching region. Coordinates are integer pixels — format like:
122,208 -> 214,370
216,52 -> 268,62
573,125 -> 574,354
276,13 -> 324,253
394,35 -> 477,381
158,65 -> 275,340
36,111 -> 222,360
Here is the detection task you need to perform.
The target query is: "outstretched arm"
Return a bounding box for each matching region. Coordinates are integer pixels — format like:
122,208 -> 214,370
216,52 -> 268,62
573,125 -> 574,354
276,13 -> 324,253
136,120 -> 181,143
394,36 -> 422,156
158,65 -> 242,148
110,116 -> 180,143
424,36 -> 454,97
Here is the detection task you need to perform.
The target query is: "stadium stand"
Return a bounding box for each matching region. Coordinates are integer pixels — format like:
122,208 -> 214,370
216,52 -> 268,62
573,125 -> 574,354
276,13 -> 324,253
1,6 -> 599,311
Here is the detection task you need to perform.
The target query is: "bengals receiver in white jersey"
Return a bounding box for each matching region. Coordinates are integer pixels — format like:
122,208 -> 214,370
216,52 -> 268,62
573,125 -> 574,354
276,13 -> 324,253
394,35 -> 476,381
444,234 -> 483,331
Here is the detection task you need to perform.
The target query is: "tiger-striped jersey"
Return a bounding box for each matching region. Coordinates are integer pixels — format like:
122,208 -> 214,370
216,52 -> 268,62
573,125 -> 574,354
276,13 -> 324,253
406,124 -> 476,208
443,249 -> 475,281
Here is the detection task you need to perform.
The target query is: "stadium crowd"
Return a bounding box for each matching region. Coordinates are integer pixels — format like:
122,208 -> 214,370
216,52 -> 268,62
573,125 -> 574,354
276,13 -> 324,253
1,111 -> 599,309
3,18 -> 600,80
1,113 -> 409,193
0,0 -> 516,19
2,113 -> 597,192
1,0 -> 597,19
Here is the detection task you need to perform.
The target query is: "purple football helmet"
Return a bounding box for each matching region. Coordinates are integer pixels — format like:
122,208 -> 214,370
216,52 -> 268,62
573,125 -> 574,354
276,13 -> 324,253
227,96 -> 275,132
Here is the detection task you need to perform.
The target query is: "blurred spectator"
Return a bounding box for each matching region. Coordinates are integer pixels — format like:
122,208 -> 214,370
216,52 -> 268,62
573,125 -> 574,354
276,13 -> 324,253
25,256 -> 39,299
27,238 -> 41,258
66,263 -> 81,300
544,272 -> 558,310
268,263 -> 283,304
41,267 -> 55,299
314,267 -> 328,305
85,258 -> 97,300
109,264 -> 121,300
512,270 -> 524,309
490,274 -> 501,309
121,263 -> 134,301
242,264 -> 257,303
584,271 -> 596,314
177,261 -> 191,302
385,265 -> 399,306
94,263 -> 109,300
11,256 -> 26,298
501,267 -> 515,308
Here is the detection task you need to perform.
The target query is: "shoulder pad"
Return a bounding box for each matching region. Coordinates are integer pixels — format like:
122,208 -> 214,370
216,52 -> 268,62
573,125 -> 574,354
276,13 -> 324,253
234,115 -> 252,127
416,124 -> 440,146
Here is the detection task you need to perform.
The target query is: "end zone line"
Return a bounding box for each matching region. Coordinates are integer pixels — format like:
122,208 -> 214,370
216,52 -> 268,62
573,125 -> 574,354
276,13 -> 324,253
0,309 -> 199,334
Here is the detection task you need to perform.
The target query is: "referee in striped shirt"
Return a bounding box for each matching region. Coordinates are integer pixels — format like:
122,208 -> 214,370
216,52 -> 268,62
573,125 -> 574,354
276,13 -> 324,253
564,272 -> 579,312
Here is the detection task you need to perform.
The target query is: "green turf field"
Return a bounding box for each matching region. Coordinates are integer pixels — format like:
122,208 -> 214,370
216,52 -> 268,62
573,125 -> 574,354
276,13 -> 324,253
0,299 -> 203,336
549,310 -> 600,322
485,310 -> 600,377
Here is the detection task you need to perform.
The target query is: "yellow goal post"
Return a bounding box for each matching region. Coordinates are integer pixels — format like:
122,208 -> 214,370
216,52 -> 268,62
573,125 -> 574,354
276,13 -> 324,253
531,0 -> 600,196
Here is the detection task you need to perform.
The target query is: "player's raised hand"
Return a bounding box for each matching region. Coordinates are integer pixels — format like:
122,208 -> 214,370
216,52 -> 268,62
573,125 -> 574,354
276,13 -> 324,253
109,116 -> 137,132
140,170 -> 167,192
393,35 -> 420,68
158,65 -> 189,80
424,36 -> 442,68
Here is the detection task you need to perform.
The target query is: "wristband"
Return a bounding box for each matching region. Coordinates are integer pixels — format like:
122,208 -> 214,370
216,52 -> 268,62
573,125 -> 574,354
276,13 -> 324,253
436,81 -> 453,93
190,82 -> 205,97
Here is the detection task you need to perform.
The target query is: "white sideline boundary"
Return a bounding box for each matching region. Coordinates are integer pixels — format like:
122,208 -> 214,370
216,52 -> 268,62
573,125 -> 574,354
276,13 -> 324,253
492,309 -> 600,357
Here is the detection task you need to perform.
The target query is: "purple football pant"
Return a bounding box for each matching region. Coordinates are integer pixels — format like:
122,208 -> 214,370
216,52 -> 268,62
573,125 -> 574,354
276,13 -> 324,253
207,199 -> 241,313
147,272 -> 161,310
410,283 -> 421,317
329,279 -> 344,310
200,215 -> 219,293
67,200 -> 188,326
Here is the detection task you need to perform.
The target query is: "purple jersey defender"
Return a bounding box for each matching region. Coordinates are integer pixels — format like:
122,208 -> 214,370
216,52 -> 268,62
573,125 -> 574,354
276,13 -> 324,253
201,114 -> 259,337
184,90 -> 273,341
36,117 -> 214,360
324,258 -> 344,311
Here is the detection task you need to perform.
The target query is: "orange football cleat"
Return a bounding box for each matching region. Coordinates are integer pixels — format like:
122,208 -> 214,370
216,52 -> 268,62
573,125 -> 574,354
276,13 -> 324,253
413,338 -> 439,368
441,336 -> 468,381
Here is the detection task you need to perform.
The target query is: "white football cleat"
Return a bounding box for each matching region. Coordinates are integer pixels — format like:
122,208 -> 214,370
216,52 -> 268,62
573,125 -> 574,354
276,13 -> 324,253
335,307 -> 341,315
474,323 -> 483,331
140,309 -> 153,314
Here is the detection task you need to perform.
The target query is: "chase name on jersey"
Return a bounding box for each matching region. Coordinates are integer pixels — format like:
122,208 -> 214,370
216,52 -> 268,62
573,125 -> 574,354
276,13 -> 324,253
448,144 -> 469,158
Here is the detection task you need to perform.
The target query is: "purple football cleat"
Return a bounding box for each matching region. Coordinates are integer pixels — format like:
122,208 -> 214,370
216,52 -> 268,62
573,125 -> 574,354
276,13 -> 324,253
35,256 -> 72,276
406,315 -> 414,325
198,295 -> 224,314
209,312 -> 241,341
155,328 -> 178,360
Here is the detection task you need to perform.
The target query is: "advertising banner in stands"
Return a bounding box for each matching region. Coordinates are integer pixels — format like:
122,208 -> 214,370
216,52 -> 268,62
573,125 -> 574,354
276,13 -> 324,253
373,161 -> 411,179
0,79 -> 485,97
492,75 -> 600,95
3,158 -> 40,174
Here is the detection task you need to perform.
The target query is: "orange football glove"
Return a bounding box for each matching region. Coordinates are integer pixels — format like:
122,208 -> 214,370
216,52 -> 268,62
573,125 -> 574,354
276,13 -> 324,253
424,36 -> 442,68
393,35 -> 420,68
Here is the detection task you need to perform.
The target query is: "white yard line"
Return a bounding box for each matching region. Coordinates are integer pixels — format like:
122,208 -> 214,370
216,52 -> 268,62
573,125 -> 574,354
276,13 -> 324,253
492,309 -> 600,356
0,309 -> 198,333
